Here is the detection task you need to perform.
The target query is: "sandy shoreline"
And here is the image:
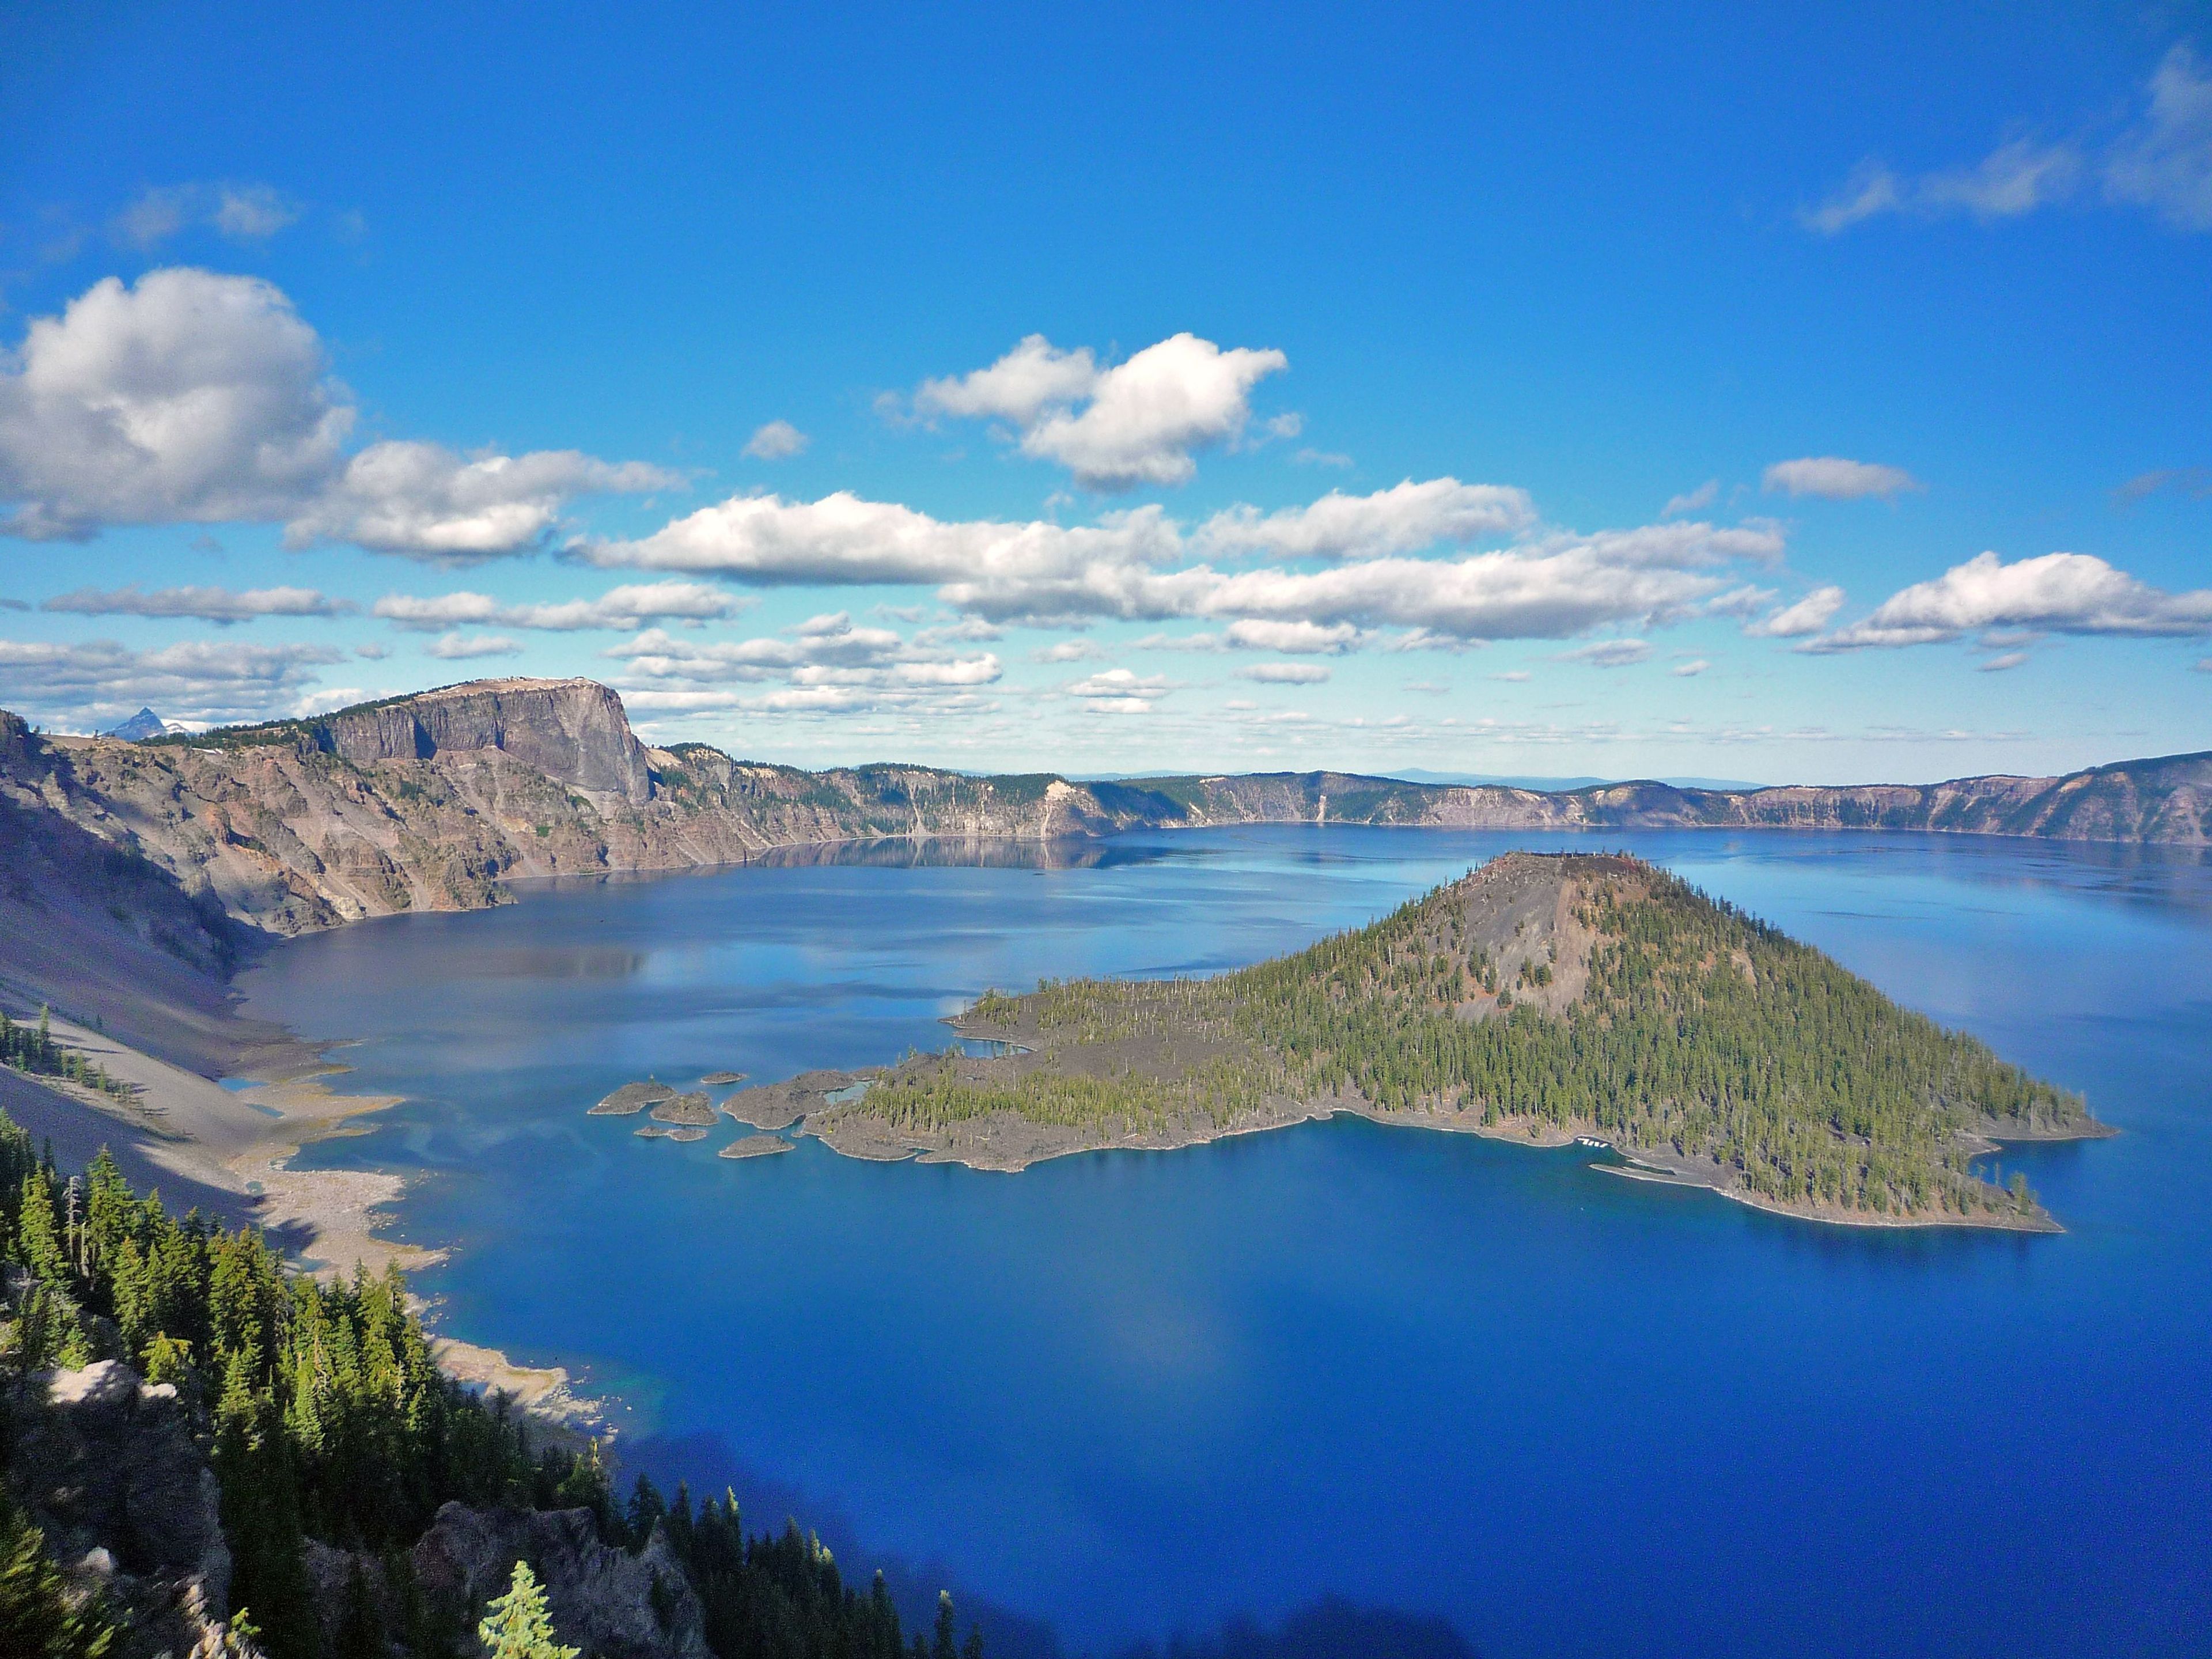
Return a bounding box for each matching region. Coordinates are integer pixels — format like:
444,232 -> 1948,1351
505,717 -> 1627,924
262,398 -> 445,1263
0,994 -> 601,1435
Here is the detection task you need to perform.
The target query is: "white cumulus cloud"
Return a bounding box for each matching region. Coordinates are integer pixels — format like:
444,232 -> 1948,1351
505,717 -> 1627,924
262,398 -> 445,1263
911,331 -> 1288,491
914,335 -> 1103,426
1031,639 -> 1106,663
603,614 -> 1002,719
1744,585 -> 1847,638
1222,619 -> 1363,654
0,268 -> 674,555
289,441 -> 677,561
591,487 -> 1783,645
0,268 -> 350,539
1763,457 -> 1921,500
1804,551 -> 2212,651
743,420 -> 809,460
1196,478 -> 1535,560
1238,661 -> 1331,684
1063,668 -> 1174,700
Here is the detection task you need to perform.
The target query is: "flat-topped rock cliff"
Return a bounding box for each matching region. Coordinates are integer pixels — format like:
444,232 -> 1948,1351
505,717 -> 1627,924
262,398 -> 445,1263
1,681 -> 2204,956
318,676 -> 655,805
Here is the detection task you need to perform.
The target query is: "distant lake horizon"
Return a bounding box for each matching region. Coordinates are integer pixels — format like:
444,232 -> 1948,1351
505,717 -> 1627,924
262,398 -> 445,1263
238,827 -> 2212,1658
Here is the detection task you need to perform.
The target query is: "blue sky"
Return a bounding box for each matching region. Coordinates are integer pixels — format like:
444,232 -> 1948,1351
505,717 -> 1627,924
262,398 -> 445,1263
1,2 -> 2206,783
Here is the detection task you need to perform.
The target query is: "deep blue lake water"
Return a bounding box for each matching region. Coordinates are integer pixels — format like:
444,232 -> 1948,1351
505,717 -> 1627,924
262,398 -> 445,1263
238,828 -> 2212,1658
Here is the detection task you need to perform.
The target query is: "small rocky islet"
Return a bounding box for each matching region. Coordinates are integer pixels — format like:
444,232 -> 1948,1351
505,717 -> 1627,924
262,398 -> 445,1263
588,1080 -> 675,1115
588,1070 -> 828,1156
649,1091 -> 717,1126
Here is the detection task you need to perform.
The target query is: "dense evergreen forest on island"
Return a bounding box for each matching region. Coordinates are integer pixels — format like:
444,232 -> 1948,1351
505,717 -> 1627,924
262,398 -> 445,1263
0,1109 -> 972,1659
861,853 -> 2096,1222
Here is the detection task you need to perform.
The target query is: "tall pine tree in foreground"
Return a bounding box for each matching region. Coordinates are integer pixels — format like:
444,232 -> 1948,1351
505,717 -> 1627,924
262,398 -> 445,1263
477,1562 -> 577,1659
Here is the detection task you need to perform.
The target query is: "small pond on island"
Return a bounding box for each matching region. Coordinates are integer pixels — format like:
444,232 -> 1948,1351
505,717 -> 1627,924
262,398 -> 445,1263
239,827 -> 2212,1659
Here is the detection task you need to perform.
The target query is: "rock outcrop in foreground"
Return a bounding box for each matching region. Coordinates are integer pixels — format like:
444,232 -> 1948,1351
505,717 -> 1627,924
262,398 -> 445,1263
5,1359 -> 711,1659
2,677 -> 2205,947
307,1501 -> 710,1659
5,1360 -> 244,1659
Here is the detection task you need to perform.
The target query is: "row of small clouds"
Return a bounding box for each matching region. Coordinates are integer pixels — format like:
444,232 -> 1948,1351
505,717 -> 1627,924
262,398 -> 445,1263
7,536 -> 2207,729
1804,44 -> 2212,234
29,540 -> 2206,660
113,182 -> 302,247
0,636 -> 343,727
579,488 -> 1780,642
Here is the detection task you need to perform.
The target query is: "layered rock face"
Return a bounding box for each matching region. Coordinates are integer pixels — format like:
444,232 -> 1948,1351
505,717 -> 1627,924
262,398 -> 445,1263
2,680 -> 2205,953
319,677 -> 654,805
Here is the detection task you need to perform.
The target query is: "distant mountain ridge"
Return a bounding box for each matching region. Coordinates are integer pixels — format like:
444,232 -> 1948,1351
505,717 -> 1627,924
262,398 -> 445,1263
1,677 -> 2204,948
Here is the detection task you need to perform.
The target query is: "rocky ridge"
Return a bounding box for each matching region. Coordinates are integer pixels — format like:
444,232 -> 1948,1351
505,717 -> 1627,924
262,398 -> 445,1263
306,1501 -> 710,1659
0,679 -> 2204,953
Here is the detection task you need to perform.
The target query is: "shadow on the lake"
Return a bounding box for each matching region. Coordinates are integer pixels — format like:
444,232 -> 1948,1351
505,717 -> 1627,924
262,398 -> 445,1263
1112,1600 -> 1483,1659
622,1429 -> 1059,1658
624,1429 -> 1480,1659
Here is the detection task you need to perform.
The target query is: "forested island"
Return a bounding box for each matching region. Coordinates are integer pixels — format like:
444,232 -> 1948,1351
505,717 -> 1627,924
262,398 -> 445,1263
756,853 -> 2104,1228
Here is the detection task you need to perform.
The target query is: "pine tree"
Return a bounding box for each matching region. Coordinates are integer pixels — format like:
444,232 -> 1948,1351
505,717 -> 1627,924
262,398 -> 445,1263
0,1494 -> 118,1658
477,1561 -> 578,1659
332,1560 -> 382,1659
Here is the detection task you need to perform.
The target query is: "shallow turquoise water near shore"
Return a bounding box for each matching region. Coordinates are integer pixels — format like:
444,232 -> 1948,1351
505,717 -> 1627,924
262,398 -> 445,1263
241,828 -> 2212,1657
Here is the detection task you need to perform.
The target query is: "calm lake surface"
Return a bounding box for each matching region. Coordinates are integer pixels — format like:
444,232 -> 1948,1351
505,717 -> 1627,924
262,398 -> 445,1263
238,828 -> 2212,1658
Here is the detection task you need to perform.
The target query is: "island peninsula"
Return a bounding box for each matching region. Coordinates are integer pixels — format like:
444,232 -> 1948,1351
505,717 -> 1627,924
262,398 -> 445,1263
733,851 -> 2106,1230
